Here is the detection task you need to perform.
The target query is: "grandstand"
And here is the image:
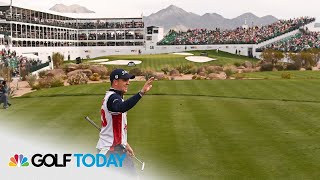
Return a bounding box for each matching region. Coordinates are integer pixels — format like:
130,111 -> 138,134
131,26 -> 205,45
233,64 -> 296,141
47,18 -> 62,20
257,30 -> 320,52
0,2 -> 318,61
158,18 -> 315,45
0,4 -> 145,61
155,17 -> 316,58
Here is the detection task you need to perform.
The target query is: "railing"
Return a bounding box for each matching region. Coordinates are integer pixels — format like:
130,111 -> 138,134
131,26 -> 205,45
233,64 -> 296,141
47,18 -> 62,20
29,62 -> 49,73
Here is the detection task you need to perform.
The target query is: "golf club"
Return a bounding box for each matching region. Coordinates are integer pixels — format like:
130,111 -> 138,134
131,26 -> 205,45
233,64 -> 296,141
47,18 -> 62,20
85,116 -> 101,131
84,116 -> 145,171
133,156 -> 145,171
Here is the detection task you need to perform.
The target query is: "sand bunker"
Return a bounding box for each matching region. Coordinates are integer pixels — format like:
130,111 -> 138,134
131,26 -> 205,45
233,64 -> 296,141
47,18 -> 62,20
173,52 -> 194,56
89,59 -> 109,63
99,60 -> 142,65
185,56 -> 216,63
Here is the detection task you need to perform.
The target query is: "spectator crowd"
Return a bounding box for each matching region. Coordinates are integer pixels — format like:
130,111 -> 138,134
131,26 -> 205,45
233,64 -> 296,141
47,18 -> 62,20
257,31 -> 320,52
0,49 -> 43,77
158,17 -> 316,46
0,10 -> 144,30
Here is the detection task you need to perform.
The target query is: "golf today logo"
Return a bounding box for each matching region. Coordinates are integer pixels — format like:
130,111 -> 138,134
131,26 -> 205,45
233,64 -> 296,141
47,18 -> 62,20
9,154 -> 29,167
7,153 -> 127,168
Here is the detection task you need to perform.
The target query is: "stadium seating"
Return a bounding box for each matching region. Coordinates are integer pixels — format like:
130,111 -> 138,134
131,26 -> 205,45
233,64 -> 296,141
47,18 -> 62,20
257,31 -> 320,52
158,17 -> 316,46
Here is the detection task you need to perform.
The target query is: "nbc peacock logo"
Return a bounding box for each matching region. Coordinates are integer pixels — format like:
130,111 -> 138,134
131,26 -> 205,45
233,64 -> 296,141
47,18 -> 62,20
9,154 -> 29,167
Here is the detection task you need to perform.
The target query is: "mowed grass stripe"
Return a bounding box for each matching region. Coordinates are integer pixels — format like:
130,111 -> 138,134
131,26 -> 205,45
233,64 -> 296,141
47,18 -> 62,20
251,101 -> 320,178
231,100 -> 310,179
194,98 -> 320,179
128,96 -> 181,177
200,99 -> 270,179
169,97 -> 224,179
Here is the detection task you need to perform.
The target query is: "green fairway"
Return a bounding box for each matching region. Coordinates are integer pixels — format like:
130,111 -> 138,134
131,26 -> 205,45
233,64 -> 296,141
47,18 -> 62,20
77,50 -> 258,71
1,80 -> 320,179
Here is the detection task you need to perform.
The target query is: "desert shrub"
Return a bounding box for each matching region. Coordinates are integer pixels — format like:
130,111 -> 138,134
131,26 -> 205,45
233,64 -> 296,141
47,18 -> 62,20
224,69 -> 235,78
50,77 -> 64,87
38,70 -> 47,78
207,66 -> 223,73
156,74 -> 169,80
89,73 -> 101,81
20,68 -> 28,81
281,72 -> 291,79
260,64 -> 274,71
223,65 -> 237,78
234,73 -> 246,79
129,68 -> 143,76
305,66 -> 312,71
143,68 -> 156,80
63,63 -> 78,73
38,78 -> 51,88
169,69 -> 180,76
26,74 -> 37,88
275,65 -> 284,71
206,66 -> 217,74
175,64 -> 195,74
31,84 -> 41,90
286,63 -> 300,70
192,75 -> 197,80
68,72 -> 89,85
234,62 -> 241,67
161,64 -> 172,75
52,52 -> 64,68
38,76 -> 64,88
189,66 -> 198,74
185,65 -> 198,74
77,63 -> 90,70
197,66 -> 206,74
206,66 -> 223,74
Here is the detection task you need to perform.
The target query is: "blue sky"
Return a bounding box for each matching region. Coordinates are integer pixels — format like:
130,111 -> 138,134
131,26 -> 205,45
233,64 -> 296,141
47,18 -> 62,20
2,0 -> 320,21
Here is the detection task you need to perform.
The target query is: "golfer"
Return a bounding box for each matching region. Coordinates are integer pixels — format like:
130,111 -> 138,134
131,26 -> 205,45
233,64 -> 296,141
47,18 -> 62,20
96,69 -> 154,176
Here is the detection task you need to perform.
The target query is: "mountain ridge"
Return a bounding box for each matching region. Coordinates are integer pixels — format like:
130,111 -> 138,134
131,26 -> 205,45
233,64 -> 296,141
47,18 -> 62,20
49,4 -> 95,13
144,5 -> 278,32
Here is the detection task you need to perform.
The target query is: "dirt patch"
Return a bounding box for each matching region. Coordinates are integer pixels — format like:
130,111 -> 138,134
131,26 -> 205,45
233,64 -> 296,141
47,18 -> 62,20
10,81 -> 35,97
